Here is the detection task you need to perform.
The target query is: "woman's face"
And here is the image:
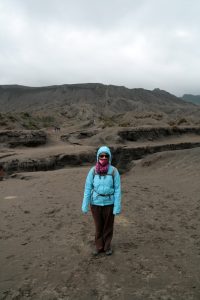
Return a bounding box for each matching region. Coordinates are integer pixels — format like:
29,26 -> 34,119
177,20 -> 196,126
98,152 -> 109,165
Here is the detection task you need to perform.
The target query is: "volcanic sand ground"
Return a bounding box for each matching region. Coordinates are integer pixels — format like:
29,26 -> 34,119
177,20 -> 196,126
0,147 -> 200,299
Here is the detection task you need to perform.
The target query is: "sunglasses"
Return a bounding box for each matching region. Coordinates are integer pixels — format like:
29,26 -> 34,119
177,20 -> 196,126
99,154 -> 109,159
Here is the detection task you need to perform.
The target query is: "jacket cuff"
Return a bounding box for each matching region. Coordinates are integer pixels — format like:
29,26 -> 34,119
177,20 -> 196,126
82,206 -> 88,213
113,208 -> 121,215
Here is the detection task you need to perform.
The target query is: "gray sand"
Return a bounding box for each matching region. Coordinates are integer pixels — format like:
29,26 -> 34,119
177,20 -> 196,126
0,147 -> 200,299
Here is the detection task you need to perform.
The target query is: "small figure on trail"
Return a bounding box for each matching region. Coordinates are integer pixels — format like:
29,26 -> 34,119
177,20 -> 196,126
82,146 -> 121,256
0,164 -> 5,181
54,126 -> 61,132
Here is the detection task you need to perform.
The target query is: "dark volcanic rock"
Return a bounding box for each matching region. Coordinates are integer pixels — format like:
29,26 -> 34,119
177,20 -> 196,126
118,127 -> 200,142
2,151 -> 95,174
2,142 -> 200,175
0,130 -> 47,147
112,142 -> 200,173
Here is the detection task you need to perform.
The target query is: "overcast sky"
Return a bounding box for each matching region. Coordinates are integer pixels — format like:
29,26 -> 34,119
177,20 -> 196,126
0,0 -> 200,96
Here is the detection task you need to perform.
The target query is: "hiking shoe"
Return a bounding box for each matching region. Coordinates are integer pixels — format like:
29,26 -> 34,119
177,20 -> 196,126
92,249 -> 102,256
105,249 -> 113,256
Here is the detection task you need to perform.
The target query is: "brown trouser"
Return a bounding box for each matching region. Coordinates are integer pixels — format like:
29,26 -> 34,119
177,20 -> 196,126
90,204 -> 115,251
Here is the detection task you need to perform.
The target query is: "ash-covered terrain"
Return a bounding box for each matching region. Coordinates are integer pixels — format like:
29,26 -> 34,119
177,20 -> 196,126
0,83 -> 200,299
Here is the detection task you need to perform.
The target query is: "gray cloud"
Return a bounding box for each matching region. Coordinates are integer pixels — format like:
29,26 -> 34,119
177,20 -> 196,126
0,0 -> 200,96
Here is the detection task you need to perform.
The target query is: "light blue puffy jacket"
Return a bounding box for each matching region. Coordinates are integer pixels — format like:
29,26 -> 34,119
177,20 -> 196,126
82,146 -> 121,215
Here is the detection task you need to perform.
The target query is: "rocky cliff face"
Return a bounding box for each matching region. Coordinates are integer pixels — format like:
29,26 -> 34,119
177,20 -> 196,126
1,126 -> 200,174
0,130 -> 47,147
2,141 -> 200,175
118,127 -> 200,141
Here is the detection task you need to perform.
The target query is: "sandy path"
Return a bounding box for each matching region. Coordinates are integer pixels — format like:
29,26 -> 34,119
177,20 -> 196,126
0,148 -> 200,299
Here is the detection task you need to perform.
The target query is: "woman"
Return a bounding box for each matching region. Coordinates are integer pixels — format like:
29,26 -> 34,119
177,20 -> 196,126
82,146 -> 121,256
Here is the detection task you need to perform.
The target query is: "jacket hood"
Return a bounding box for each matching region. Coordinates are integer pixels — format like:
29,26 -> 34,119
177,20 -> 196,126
96,146 -> 112,163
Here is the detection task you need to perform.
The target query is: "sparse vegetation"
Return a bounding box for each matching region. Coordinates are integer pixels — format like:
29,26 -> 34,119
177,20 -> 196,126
119,121 -> 131,127
21,114 -> 56,129
168,118 -> 189,127
171,125 -> 178,130
177,118 -> 188,125
135,113 -> 163,120
99,115 -> 116,128
39,115 -> 55,127
0,113 -> 7,126
0,120 -> 7,126
20,112 -> 31,118
153,113 -> 163,121
21,119 -> 39,130
0,112 -> 57,130
7,114 -> 17,122
168,120 -> 176,127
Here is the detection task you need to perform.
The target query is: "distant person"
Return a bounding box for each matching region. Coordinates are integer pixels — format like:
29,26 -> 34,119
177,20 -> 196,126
54,126 -> 60,132
0,164 -> 5,181
82,146 -> 121,256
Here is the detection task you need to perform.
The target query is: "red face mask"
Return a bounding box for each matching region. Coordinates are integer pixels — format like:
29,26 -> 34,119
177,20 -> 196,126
99,158 -> 108,166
